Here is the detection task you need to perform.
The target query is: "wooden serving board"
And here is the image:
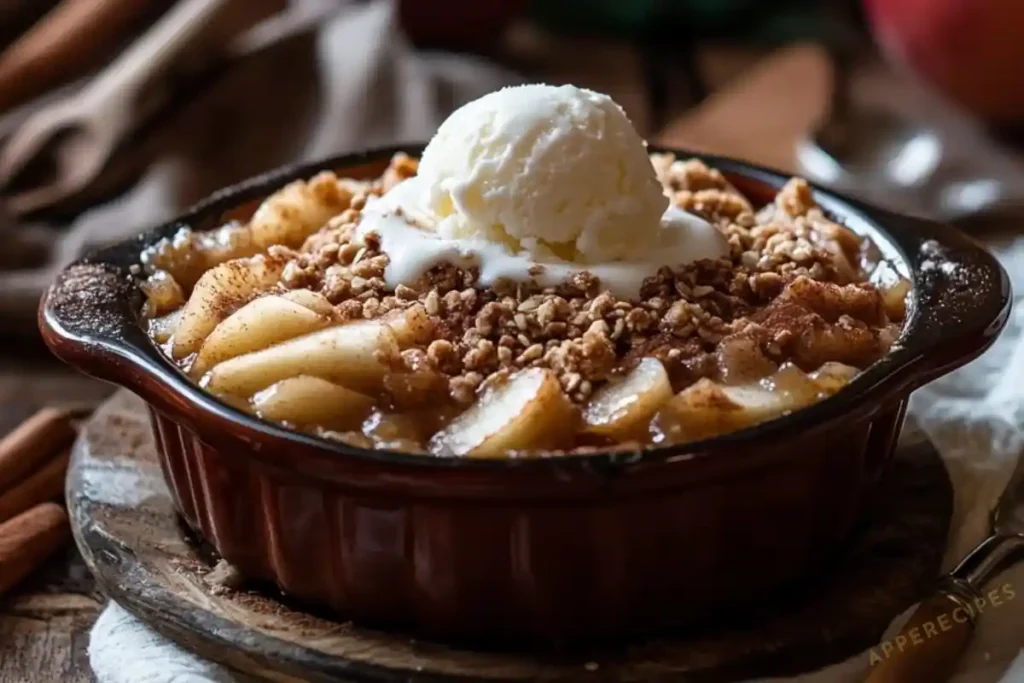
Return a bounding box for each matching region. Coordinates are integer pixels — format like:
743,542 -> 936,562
67,391 -> 952,682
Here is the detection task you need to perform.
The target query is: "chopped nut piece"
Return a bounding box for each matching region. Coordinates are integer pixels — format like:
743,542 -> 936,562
518,344 -> 544,364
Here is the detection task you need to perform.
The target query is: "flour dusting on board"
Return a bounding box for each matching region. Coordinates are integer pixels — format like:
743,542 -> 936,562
81,454 -> 163,508
79,393 -> 164,508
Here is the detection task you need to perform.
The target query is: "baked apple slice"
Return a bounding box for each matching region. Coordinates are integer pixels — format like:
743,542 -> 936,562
583,358 -> 672,440
279,288 -> 335,316
653,364 -> 821,443
252,375 -> 374,428
362,408 -> 453,453
171,256 -> 283,359
248,172 -> 353,249
809,361 -> 859,395
431,368 -> 578,458
203,319 -> 399,397
147,309 -> 181,345
190,295 -> 330,377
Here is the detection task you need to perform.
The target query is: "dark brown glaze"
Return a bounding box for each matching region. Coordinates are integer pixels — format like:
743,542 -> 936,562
39,146 -> 1012,645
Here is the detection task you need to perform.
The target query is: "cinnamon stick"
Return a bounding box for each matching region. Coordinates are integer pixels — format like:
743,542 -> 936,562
0,449 -> 70,524
0,503 -> 70,595
0,408 -> 77,493
0,0 -> 168,113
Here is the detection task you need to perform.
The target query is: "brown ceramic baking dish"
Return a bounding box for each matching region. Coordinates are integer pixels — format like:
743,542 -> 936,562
40,146 -> 1011,646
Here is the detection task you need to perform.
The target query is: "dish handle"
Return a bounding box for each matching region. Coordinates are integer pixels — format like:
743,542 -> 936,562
38,259 -> 155,388
862,205 -> 1012,387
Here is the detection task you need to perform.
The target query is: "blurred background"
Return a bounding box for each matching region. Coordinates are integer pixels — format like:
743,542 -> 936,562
3,4 -> 1023,678
0,0 -> 1022,405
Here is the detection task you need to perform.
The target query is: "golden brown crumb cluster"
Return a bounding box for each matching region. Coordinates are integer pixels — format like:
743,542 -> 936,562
265,154 -> 902,408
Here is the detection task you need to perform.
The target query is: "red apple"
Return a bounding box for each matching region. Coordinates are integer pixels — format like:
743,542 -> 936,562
863,0 -> 1024,122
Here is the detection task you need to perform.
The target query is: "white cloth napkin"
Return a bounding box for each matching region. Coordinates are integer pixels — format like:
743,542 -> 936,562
69,0 -> 1023,679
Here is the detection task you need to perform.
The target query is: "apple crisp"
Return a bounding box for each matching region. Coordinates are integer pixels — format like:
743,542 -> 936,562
139,153 -> 908,457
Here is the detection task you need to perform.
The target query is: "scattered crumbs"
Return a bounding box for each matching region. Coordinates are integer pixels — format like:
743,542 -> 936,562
204,559 -> 245,594
170,556 -> 206,576
80,459 -> 162,508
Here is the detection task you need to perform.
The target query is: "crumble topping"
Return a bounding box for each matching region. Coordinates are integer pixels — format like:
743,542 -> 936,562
138,151 -> 911,456
255,154 -> 902,408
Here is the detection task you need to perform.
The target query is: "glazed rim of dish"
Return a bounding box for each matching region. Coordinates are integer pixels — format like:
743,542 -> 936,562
40,145 -> 1011,472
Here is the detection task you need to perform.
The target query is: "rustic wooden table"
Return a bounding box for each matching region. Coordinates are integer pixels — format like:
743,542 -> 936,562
0,37 -> 1019,682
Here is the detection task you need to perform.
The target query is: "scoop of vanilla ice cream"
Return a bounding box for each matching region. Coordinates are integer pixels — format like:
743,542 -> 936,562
415,84 -> 669,264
